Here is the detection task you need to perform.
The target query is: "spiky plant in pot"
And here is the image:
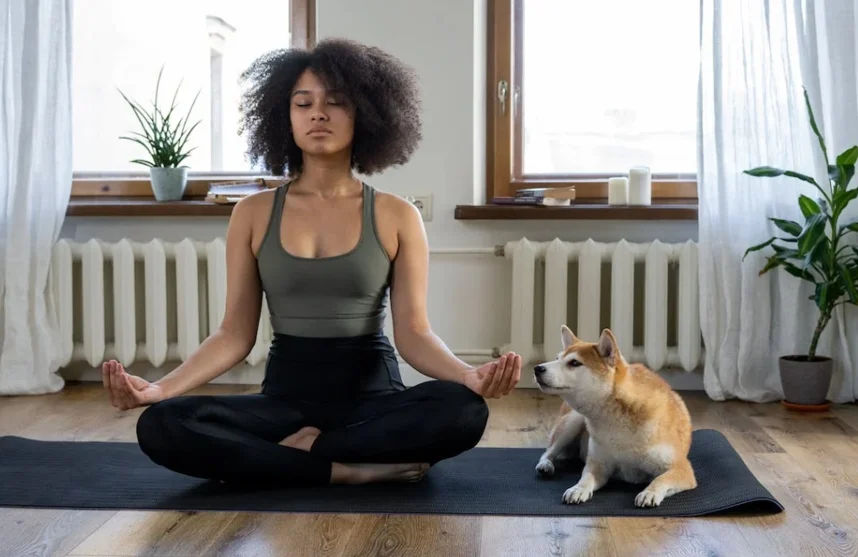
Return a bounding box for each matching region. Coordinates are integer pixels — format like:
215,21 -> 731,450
118,67 -> 201,201
743,87 -> 858,408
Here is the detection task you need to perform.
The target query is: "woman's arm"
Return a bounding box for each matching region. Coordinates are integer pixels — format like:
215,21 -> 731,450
388,198 -> 521,397
152,196 -> 265,399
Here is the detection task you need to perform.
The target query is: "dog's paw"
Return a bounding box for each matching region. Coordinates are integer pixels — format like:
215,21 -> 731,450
562,484 -> 593,505
634,488 -> 665,508
535,458 -> 555,477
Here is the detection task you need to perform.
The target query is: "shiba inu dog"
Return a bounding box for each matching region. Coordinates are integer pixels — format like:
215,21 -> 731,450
533,325 -> 697,508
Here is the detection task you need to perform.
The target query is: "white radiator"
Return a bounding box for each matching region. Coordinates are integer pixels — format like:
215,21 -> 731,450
494,238 -> 703,372
50,237 -> 702,374
50,238 -> 273,369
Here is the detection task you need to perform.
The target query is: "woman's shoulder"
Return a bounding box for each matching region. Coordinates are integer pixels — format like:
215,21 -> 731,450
373,188 -> 422,227
231,187 -> 278,222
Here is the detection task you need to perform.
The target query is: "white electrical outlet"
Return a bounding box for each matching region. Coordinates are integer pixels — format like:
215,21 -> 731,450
406,194 -> 433,222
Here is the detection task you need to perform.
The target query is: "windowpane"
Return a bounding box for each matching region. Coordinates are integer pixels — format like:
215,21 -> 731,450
521,0 -> 699,176
72,0 -> 291,174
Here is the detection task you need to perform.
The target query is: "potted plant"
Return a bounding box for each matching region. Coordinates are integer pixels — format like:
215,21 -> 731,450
118,68 -> 201,201
744,87 -> 858,410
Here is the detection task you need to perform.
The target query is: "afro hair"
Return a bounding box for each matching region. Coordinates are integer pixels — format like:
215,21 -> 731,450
238,38 -> 423,177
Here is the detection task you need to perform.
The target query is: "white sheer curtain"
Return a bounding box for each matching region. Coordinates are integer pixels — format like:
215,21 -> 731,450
0,0 -> 73,395
698,0 -> 858,403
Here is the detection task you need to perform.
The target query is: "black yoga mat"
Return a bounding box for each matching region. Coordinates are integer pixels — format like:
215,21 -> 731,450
0,429 -> 781,517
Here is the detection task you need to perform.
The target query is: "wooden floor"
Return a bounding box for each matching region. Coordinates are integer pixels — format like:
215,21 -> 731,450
1,383 -> 857,557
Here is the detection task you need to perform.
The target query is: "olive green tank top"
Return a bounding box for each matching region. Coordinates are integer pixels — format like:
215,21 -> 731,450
256,182 -> 392,338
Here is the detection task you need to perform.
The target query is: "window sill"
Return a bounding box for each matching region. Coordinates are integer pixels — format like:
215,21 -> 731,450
66,197 -> 236,217
454,200 -> 698,221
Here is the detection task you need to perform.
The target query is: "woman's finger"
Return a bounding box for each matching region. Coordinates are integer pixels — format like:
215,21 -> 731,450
106,362 -> 119,408
503,353 -> 518,393
114,367 -> 133,410
102,362 -> 114,406
123,372 -> 142,407
512,354 -> 522,391
486,356 -> 507,398
503,353 -> 521,394
499,353 -> 518,394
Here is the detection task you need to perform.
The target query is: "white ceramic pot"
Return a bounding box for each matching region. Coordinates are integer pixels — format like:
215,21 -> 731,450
149,167 -> 188,201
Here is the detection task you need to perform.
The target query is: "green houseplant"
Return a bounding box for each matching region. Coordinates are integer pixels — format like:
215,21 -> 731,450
118,68 -> 201,201
744,87 -> 858,408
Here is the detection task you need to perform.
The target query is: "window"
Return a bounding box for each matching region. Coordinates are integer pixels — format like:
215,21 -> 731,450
71,0 -> 313,179
487,0 -> 700,200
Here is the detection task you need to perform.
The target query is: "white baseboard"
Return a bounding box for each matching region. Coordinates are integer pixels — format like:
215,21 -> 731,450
60,360 -> 703,391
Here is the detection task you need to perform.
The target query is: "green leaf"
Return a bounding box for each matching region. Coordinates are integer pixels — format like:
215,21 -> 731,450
839,219 -> 858,234
813,282 -> 830,312
798,194 -> 822,218
797,213 -> 828,255
781,261 -> 815,281
784,170 -> 823,189
831,163 -> 856,192
745,166 -> 787,177
771,244 -> 803,260
835,146 -> 858,166
743,237 -> 776,260
746,165 -> 828,200
769,217 -> 803,236
802,235 -> 827,272
839,263 -> 858,304
833,187 -> 858,209
804,87 -> 829,167
759,255 -> 785,275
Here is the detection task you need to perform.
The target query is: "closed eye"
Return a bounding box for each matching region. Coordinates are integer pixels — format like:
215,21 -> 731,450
567,359 -> 582,367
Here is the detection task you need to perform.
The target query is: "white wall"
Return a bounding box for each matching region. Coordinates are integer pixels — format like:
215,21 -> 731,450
61,0 -> 701,389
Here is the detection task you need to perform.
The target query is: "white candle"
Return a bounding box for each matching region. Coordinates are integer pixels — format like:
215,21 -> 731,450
628,166 -> 652,205
608,177 -> 629,205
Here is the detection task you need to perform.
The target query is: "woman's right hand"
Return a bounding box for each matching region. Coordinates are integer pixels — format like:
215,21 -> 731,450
102,360 -> 165,410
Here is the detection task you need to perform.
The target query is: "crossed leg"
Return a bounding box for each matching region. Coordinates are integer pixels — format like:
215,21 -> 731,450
136,380 -> 488,487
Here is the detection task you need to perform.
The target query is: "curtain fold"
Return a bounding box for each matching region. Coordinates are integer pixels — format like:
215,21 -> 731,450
0,0 -> 73,395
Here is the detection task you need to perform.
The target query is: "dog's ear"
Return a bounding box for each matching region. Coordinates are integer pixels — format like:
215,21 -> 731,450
561,325 -> 578,350
596,329 -> 619,365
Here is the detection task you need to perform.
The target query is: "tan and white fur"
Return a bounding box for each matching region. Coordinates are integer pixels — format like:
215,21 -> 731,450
533,325 -> 697,508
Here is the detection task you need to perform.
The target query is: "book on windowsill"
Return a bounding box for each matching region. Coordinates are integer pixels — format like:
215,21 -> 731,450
205,178 -> 270,204
515,185 -> 576,200
491,196 -> 572,207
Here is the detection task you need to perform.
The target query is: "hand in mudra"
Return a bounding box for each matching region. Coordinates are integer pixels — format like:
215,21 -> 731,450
102,360 -> 164,410
463,352 -> 522,398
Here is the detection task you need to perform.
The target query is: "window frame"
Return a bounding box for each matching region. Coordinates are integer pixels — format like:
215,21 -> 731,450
484,0 -> 698,202
69,0 -> 316,200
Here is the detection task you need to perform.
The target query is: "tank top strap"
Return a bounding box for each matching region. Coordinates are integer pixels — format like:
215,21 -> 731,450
361,182 -> 376,242
267,182 -> 289,240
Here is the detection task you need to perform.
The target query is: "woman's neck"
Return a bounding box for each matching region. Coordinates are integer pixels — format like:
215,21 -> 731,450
292,153 -> 359,198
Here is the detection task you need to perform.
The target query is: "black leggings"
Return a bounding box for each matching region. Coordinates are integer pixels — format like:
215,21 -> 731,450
135,332 -> 490,486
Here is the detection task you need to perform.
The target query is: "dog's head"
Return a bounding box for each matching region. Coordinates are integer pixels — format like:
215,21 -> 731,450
533,325 -> 623,404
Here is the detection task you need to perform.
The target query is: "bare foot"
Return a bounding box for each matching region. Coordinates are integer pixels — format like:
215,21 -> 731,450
279,426 -> 320,452
331,462 -> 431,485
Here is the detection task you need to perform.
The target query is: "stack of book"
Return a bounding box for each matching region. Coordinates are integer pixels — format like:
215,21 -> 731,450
492,186 -> 576,206
205,179 -> 270,204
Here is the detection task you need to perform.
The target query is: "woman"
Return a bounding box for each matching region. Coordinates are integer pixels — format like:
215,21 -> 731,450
101,38 -> 522,487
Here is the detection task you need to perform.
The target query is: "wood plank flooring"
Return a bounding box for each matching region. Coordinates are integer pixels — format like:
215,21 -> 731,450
1,382 -> 857,557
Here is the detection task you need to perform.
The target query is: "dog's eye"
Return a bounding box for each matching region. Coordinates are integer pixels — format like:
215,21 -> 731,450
567,359 -> 582,367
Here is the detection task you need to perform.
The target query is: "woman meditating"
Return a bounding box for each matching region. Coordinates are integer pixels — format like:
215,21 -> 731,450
100,38 -> 522,487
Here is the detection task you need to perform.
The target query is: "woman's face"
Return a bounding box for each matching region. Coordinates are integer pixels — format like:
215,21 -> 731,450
290,69 -> 355,158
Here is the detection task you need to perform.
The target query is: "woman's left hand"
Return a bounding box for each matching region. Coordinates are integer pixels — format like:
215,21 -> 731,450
462,352 -> 522,398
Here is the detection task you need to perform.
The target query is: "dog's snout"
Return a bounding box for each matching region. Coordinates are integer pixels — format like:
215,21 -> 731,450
534,364 -> 546,375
